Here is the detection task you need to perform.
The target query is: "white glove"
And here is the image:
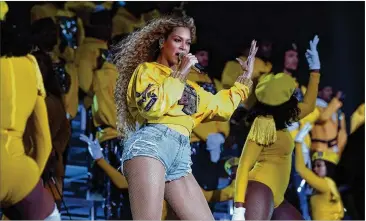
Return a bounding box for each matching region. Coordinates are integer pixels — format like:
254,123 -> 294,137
232,207 -> 246,220
79,134 -> 104,160
305,35 -> 320,70
206,133 -> 225,163
295,123 -> 313,143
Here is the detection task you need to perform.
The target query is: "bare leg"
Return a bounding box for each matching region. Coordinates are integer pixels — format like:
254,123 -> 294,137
271,200 -> 304,220
123,156 -> 166,220
164,173 -> 214,220
244,181 -> 275,220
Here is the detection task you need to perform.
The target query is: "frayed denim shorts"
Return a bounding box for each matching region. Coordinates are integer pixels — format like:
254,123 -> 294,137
121,124 -> 192,182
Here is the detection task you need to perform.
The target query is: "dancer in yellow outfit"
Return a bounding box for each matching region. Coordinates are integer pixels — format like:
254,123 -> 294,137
295,123 -> 344,220
0,7 -> 60,219
80,134 -> 236,220
233,35 -> 321,220
270,42 -> 320,220
311,87 -> 347,159
75,10 -> 112,110
113,16 -> 256,219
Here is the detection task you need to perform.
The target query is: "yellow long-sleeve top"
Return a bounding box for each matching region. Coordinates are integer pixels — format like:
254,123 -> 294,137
234,72 -> 320,208
311,98 -> 347,157
92,62 -> 118,142
0,55 -> 52,206
295,143 -> 344,220
187,70 -> 230,142
63,62 -> 79,119
75,37 -> 108,109
350,103 -> 365,134
127,62 -> 251,136
221,56 -> 272,89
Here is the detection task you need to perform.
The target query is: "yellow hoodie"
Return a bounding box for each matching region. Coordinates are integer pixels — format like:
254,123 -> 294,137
127,62 -> 251,136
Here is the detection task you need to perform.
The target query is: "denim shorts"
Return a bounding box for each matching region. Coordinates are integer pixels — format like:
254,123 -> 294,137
121,124 -> 192,182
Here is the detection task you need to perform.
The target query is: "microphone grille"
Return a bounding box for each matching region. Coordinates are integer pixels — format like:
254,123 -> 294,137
178,52 -> 185,60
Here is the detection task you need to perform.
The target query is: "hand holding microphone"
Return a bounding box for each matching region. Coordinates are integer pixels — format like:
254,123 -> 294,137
171,52 -> 198,82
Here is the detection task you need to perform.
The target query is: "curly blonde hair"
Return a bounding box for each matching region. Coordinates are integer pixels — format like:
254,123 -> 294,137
113,15 -> 196,139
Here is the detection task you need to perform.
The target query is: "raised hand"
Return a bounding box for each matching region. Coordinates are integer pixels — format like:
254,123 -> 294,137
79,134 -> 104,160
236,40 -> 259,79
305,35 -> 320,70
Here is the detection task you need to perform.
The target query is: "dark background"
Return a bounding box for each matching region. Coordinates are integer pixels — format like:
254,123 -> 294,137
6,1 -> 364,120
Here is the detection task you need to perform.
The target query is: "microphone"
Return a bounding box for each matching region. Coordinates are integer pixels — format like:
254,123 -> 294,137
178,52 -> 205,73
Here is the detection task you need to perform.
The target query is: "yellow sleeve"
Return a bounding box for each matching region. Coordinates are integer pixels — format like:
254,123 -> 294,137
77,18 -> 85,46
202,179 -> 235,202
33,96 -> 53,176
96,159 -> 128,189
221,60 -> 243,89
131,64 -> 185,120
93,64 -> 117,127
234,140 -> 263,203
78,49 -> 97,95
298,72 -> 320,119
317,98 -> 343,123
200,82 -> 251,123
350,103 -> 365,134
299,107 -> 320,125
294,142 -> 329,193
217,121 -> 230,138
337,114 -> 347,156
63,63 -> 79,118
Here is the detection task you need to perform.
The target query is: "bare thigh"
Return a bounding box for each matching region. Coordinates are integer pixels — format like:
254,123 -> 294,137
123,156 -> 166,220
244,180 -> 275,220
271,200 -> 303,220
164,173 -> 214,220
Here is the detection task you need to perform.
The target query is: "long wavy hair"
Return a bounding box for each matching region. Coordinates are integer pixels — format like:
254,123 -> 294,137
113,15 -> 196,139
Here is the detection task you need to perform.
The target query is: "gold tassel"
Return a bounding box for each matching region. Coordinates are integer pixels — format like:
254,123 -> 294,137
247,116 -> 277,146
